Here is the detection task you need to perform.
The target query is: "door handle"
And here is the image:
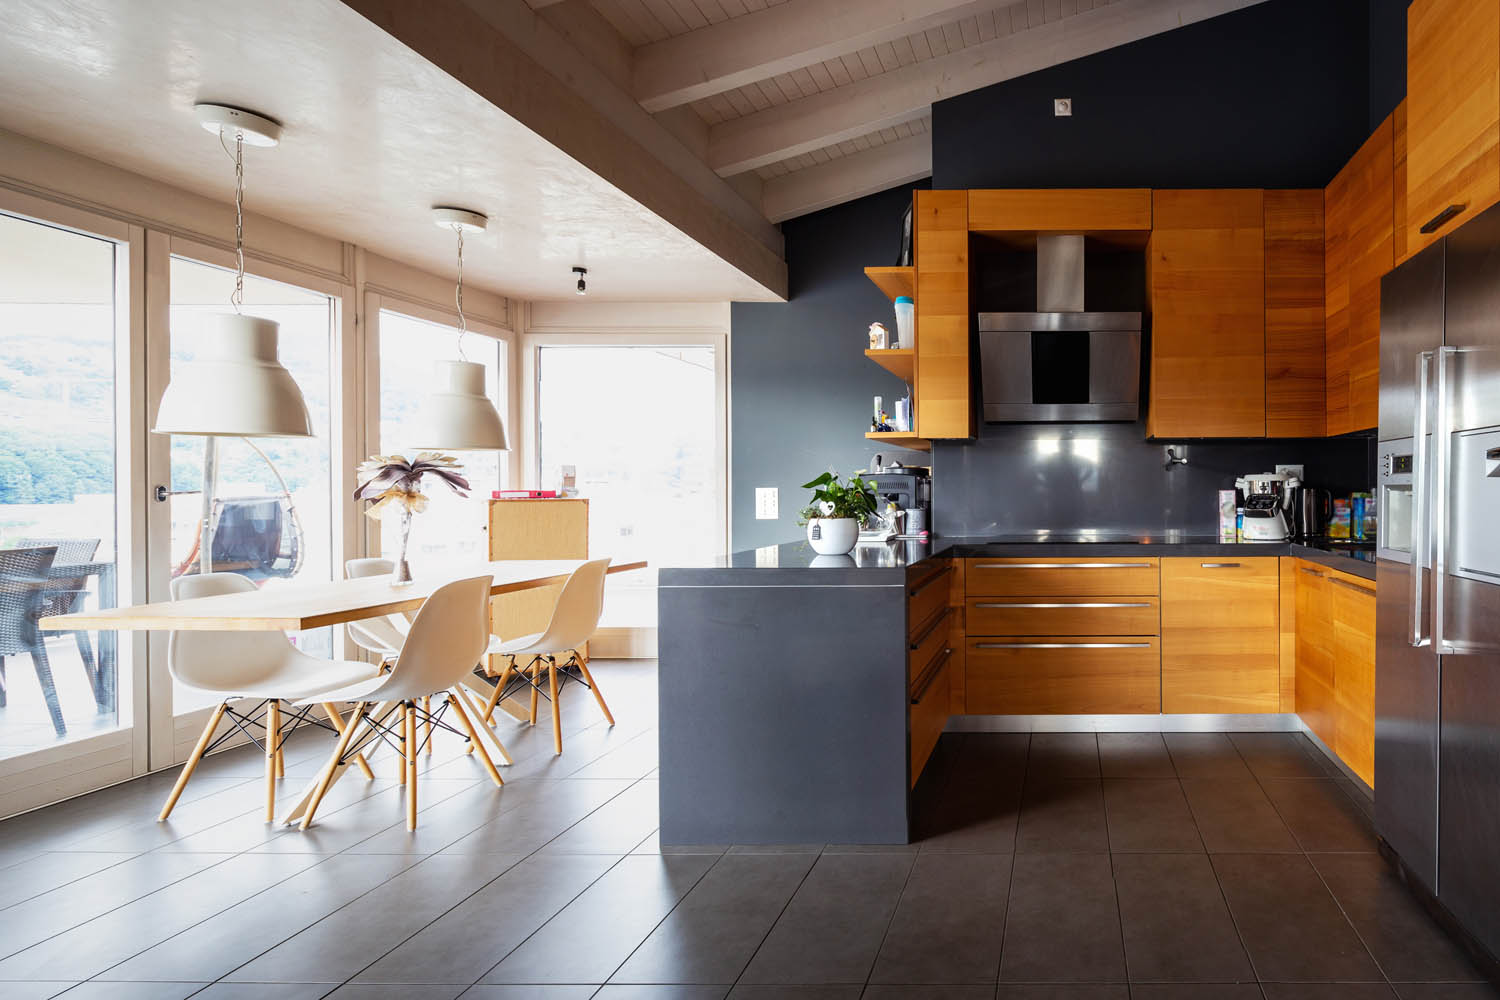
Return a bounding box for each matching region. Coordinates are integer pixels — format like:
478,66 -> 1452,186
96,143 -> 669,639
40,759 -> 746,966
1433,346 -> 1458,653
908,564 -> 953,597
1200,562 -> 1241,569
974,641 -> 1152,649
1411,350 -> 1433,648
1330,577 -> 1375,595
973,562 -> 1153,569
909,606 -> 952,650
1420,204 -> 1467,234
910,648 -> 952,704
973,602 -> 1153,609
1299,566 -> 1325,578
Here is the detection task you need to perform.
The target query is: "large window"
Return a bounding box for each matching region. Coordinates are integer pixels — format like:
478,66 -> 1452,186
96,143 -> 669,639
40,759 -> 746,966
378,308 -> 507,567
0,212 -> 123,758
536,343 -> 722,627
167,256 -> 335,710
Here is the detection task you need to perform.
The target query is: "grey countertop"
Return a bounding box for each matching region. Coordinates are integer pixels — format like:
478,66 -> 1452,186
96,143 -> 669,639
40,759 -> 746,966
660,533 -> 1378,585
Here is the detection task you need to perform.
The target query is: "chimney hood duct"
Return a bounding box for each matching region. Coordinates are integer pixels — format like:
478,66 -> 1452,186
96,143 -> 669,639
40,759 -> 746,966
976,234 -> 1142,423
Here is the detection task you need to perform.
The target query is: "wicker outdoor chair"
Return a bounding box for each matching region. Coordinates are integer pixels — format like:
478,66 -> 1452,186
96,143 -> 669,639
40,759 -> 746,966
0,546 -> 66,736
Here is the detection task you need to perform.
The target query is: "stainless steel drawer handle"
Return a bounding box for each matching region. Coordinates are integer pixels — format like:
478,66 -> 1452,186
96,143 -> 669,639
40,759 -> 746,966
974,602 -> 1153,609
1329,577 -> 1375,595
974,562 -> 1153,569
1200,562 -> 1241,569
1299,566 -> 1325,578
975,642 -> 1152,649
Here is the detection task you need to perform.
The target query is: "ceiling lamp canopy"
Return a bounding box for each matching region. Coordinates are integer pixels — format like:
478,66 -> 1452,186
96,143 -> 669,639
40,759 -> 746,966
154,314 -> 313,437
409,359 -> 508,451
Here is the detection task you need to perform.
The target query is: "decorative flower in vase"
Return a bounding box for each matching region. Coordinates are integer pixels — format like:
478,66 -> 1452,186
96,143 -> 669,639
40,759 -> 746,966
353,452 -> 470,585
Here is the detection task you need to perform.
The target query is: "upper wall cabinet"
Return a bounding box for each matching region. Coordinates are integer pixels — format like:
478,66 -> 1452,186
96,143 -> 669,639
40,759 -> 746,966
1147,189 -> 1267,439
1264,190 -> 1327,438
967,189 -> 1152,234
913,190 -> 973,440
1326,115 -> 1395,436
1406,0 -> 1500,255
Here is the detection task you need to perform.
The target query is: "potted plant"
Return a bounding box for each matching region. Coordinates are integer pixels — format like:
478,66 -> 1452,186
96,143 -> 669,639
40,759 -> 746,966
353,453 -> 470,585
798,471 -> 877,555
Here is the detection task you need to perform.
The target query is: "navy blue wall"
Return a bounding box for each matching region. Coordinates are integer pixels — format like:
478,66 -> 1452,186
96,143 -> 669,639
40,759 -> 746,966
731,0 -> 1400,550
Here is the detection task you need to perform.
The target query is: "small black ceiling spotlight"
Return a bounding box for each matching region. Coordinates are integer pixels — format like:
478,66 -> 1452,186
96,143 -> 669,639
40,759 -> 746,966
573,266 -> 588,296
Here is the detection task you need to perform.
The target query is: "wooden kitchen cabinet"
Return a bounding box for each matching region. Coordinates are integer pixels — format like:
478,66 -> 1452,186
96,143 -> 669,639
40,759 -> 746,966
1147,189 -> 1267,438
1294,561 -> 1336,748
488,498 -> 590,663
1331,572 -> 1376,786
967,188 -> 1152,234
1161,557 -> 1280,713
914,189 -> 973,440
1406,0 -> 1500,255
908,560 -> 955,785
1264,190 -> 1327,437
966,637 -> 1161,714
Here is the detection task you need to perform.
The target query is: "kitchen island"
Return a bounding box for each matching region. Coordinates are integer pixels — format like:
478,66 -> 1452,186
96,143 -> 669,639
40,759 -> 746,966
658,535 -> 1374,845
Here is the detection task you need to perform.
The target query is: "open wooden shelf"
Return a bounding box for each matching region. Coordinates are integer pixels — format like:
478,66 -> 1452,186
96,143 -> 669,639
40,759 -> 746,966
865,431 -> 930,452
864,348 -> 915,382
864,265 -> 914,301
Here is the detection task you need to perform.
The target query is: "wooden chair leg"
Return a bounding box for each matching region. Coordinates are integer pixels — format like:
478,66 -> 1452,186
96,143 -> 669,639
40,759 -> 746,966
482,661 -> 512,725
300,701 -> 368,830
159,701 -> 227,821
423,695 -> 432,756
548,656 -> 562,755
448,693 -> 504,787
405,703 -> 418,831
455,685 -> 514,765
529,659 -> 541,725
573,655 -> 615,726
264,700 -> 280,822
275,748 -> 285,780
320,702 -> 375,780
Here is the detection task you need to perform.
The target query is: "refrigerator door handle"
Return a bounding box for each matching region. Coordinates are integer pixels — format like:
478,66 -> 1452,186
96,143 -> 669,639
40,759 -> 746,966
1411,350 -> 1434,648
1432,345 -> 1459,654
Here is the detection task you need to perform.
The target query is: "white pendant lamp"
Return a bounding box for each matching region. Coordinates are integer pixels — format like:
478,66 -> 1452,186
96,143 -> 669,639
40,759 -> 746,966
154,103 -> 312,439
408,208 -> 508,451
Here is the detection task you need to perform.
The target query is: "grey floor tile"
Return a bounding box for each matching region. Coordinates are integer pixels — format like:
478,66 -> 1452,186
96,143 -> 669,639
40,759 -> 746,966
325,987 -> 466,999
629,830 -> 727,855
612,852 -> 817,984
594,987 -> 728,1000
338,780 -> 546,856
1259,986 -> 1395,999
50,983 -> 205,1000
0,984 -> 74,1000
483,853 -> 716,984
1101,778 -> 1202,853
0,851 -> 228,960
915,773 -> 1022,854
1026,733 -> 1101,780
728,988 -> 863,999
252,779 -> 479,855
0,851 -> 136,911
1112,853 -> 1252,982
994,986 -> 1130,999
1128,988 -> 1262,999
192,984 -> 334,999
1212,853 -> 1383,982
1393,986 -> 1500,999
1016,779 -> 1109,854
228,852 -> 524,984
1097,733 -> 1176,779
1260,778 -> 1378,853
862,988 -> 996,999
868,853 -> 1011,984
1180,780 -> 1300,853
1000,853 -> 1124,983
564,729 -> 659,780
352,853 -> 612,985
1164,733 -> 1253,779
439,779 -> 632,855
0,851 -> 324,981
460,987 -> 598,999
738,852 -> 915,985
726,844 -> 828,854
1311,853 -> 1486,983
100,852 -> 419,982
537,779 -> 659,855
1228,732 -> 1328,779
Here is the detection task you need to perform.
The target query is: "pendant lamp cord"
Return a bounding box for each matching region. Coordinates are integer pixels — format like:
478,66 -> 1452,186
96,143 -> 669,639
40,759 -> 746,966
219,130 -> 247,313
453,224 -> 469,362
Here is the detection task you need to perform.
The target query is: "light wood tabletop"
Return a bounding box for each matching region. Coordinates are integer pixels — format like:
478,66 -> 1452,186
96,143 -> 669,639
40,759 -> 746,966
39,559 -> 647,632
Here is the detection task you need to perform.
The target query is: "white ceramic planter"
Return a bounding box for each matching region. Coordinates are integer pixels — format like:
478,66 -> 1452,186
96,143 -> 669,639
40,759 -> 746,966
806,517 -> 859,555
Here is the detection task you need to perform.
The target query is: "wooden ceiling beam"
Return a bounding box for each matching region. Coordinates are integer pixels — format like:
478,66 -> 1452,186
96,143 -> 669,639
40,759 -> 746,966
762,132 -> 933,223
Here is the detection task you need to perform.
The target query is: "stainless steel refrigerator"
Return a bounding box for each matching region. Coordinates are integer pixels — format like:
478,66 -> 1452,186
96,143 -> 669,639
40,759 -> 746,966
1378,200 -> 1500,960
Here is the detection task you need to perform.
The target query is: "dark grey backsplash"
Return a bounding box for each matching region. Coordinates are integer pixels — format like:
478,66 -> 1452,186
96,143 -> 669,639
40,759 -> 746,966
932,423 -> 1374,538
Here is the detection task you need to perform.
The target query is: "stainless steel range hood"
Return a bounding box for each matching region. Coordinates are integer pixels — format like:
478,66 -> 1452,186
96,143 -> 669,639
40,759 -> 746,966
977,234 -> 1142,422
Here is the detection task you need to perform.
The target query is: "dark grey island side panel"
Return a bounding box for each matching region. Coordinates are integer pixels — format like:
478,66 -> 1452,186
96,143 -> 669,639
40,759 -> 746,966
658,545 -> 914,845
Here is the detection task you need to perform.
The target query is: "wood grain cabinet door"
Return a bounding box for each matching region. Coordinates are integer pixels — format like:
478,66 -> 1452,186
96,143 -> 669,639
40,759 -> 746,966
1161,557 -> 1280,713
1406,0 -> 1500,255
914,190 -> 972,439
1147,190 -> 1266,438
1346,118 -> 1395,433
1331,573 -> 1377,786
1294,561 -> 1337,749
1264,190 -> 1326,437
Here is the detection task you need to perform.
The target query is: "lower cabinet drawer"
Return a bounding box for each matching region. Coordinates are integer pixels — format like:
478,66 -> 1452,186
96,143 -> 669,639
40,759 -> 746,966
909,648 -> 952,787
966,596 -> 1159,636
909,604 -> 952,684
965,637 -> 1161,714
908,562 -> 954,641
966,557 -> 1160,597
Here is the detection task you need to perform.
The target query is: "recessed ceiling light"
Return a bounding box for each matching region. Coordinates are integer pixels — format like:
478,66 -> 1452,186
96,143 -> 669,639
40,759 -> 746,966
194,103 -> 282,147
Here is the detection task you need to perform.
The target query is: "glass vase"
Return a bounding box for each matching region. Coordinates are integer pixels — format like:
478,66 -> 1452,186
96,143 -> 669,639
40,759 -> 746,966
393,508 -> 414,586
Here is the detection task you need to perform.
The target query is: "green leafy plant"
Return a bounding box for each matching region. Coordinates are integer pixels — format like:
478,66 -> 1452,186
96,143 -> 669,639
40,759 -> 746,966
797,471 -> 878,525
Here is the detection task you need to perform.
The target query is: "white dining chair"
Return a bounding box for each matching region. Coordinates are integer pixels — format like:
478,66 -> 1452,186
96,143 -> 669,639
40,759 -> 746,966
482,558 -> 615,755
343,557 -> 409,661
158,572 -> 379,823
296,574 -> 507,831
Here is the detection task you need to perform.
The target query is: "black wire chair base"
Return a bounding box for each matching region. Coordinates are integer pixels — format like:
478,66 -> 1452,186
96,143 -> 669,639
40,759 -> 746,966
203,698 -> 340,759
489,652 -> 593,709
333,698 -> 467,767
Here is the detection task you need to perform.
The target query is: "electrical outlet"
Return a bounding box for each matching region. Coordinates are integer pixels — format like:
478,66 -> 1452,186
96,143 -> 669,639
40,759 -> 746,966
755,487 -> 779,520
1275,464 -> 1305,481
1053,97 -> 1072,117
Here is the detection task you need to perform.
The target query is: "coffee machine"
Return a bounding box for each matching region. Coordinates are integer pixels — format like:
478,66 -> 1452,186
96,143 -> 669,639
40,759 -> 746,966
865,459 -> 931,537
1236,472 -> 1298,542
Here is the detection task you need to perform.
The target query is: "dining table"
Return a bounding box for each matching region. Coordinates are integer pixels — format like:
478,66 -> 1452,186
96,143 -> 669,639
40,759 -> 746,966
39,557 -> 646,823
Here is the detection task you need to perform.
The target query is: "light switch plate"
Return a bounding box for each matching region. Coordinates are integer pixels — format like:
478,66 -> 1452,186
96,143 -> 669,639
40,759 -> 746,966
1054,97 -> 1072,116
1275,464 -> 1305,481
755,487 -> 778,520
